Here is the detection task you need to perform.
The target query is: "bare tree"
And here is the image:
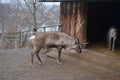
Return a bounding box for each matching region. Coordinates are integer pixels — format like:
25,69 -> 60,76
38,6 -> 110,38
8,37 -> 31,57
23,0 -> 37,33
0,0 -> 60,33
23,1 -> 60,31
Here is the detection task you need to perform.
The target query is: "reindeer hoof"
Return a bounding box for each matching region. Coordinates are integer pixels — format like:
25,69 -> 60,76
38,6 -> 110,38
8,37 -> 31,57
112,50 -> 114,52
38,62 -> 43,65
57,60 -> 63,65
30,62 -> 33,65
108,48 -> 110,50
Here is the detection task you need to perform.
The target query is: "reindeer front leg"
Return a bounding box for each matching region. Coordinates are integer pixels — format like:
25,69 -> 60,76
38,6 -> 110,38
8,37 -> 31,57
108,37 -> 111,50
112,38 -> 116,52
36,50 -> 43,65
30,50 -> 34,65
57,47 -> 63,64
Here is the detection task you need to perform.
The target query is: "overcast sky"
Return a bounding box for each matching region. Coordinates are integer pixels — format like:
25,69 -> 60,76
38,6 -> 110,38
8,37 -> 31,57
1,0 -> 60,5
43,2 -> 60,5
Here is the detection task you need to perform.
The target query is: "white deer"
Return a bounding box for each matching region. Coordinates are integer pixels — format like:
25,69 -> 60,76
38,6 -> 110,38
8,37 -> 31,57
107,26 -> 117,52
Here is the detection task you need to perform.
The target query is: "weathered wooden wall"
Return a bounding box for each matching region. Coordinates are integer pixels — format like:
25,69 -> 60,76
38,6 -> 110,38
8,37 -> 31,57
60,2 -> 88,43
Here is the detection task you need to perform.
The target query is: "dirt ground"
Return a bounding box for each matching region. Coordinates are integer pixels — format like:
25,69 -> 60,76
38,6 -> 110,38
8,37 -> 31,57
0,46 -> 120,80
87,42 -> 120,58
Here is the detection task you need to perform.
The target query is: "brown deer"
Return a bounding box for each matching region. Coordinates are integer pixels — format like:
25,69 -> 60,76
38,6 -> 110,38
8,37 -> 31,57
29,32 -> 86,65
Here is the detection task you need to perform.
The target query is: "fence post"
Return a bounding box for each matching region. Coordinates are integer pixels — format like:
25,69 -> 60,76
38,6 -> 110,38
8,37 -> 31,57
51,27 -> 52,31
43,27 -> 45,32
18,31 -> 22,48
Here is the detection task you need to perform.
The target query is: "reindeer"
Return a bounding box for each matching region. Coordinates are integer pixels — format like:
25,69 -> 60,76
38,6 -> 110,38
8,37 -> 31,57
107,26 -> 117,52
29,32 -> 87,65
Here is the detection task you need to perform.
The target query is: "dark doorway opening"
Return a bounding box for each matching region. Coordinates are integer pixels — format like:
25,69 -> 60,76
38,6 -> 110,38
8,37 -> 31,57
87,2 -> 120,43
86,2 -> 120,54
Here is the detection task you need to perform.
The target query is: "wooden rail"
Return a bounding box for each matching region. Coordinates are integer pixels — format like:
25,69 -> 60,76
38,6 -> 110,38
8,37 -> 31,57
0,25 -> 61,49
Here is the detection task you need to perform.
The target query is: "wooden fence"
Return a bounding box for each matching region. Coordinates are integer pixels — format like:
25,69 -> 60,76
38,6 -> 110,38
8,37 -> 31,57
0,25 -> 61,49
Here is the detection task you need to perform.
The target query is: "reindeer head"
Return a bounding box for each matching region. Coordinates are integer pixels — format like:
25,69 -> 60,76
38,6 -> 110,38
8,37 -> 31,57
71,37 -> 82,53
72,37 -> 89,53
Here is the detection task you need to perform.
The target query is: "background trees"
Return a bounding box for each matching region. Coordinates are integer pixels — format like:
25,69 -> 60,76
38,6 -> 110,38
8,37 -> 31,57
0,0 -> 60,33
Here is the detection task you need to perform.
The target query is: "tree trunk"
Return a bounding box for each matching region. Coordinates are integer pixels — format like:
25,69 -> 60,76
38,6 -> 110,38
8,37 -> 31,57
32,0 -> 37,33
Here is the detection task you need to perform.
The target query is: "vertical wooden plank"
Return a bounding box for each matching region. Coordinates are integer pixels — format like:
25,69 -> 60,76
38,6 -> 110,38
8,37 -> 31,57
60,2 -> 88,44
60,2 -> 63,32
67,2 -> 70,35
62,2 -> 65,33
69,2 -> 73,36
70,2 -> 76,37
65,2 -> 68,34
83,4 -> 88,43
65,2 -> 68,35
75,2 -> 87,44
61,2 -> 66,33
80,3 -> 87,44
75,2 -> 82,41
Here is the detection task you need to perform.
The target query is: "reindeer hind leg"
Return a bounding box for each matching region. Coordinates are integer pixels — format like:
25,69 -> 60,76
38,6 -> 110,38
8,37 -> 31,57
30,47 -> 41,65
108,37 -> 112,50
36,49 -> 43,65
112,38 -> 116,52
57,47 -> 63,65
